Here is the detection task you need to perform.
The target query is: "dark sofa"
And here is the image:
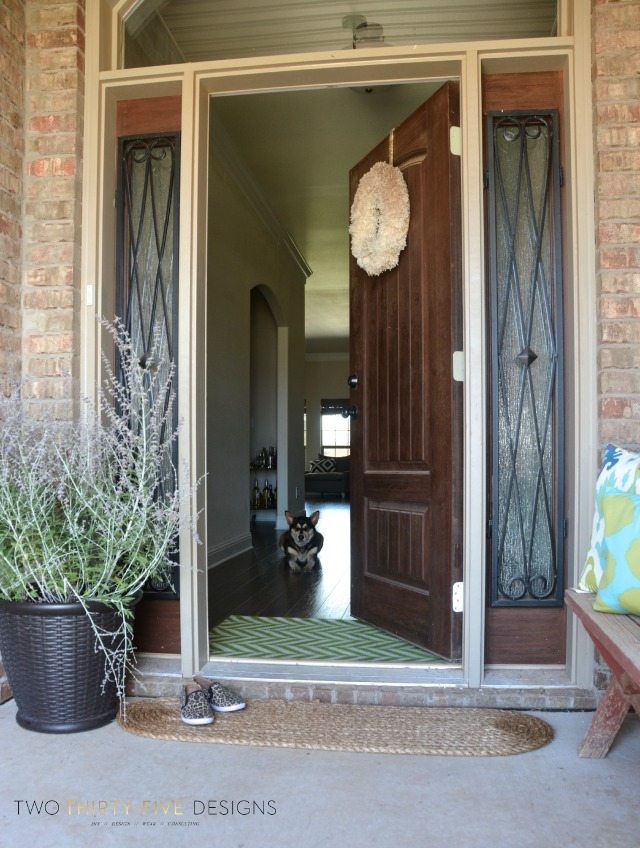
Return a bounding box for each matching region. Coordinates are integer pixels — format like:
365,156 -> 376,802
304,455 -> 350,499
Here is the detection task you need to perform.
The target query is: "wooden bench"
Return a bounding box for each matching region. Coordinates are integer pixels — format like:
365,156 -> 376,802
565,589 -> 640,758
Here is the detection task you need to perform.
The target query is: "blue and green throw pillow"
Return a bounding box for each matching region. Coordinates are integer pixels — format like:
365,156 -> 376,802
578,444 -> 640,614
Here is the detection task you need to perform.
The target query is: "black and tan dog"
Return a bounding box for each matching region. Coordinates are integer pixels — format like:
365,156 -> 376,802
279,510 -> 324,573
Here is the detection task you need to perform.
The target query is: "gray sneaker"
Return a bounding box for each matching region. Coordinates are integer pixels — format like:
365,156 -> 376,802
194,676 -> 246,712
180,683 -> 215,725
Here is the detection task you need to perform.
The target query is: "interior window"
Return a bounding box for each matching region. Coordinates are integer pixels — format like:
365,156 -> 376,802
321,399 -> 350,458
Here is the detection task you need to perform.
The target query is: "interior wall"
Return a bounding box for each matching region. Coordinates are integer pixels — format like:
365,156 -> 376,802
304,356 -> 350,466
207,132 -> 306,564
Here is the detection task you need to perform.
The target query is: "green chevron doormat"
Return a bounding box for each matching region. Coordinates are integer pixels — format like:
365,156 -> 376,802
208,615 -> 445,664
118,699 -> 554,756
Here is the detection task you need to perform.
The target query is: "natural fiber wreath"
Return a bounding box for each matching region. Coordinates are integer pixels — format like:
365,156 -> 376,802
349,161 -> 410,277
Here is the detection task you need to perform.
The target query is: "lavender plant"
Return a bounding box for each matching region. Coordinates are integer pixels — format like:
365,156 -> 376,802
0,318 -> 193,706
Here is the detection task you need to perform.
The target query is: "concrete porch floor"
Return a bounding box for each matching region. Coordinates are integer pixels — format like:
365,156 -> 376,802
1,697 -> 639,848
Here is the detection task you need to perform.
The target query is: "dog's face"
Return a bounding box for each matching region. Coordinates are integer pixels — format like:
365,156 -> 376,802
285,510 -> 319,547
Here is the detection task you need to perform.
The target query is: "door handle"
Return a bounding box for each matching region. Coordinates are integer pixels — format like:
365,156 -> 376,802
347,374 -> 358,388
342,405 -> 358,419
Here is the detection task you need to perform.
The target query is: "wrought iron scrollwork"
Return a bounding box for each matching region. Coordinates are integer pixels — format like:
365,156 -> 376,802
116,132 -> 181,596
486,111 -> 564,607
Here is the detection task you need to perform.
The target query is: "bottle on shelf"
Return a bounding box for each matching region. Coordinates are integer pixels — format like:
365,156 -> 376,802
252,478 -> 261,510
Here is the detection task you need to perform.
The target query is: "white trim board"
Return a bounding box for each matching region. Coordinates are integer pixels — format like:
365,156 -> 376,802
208,533 -> 253,569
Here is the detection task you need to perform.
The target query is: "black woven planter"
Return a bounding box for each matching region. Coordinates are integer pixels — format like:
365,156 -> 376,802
0,598 -> 125,733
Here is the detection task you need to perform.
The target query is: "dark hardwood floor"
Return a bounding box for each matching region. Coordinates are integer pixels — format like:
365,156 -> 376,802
208,499 -> 351,627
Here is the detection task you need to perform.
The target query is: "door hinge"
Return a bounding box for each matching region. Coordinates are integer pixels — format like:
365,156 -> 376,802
449,125 -> 461,157
487,518 -> 493,539
563,518 -> 568,538
452,350 -> 464,382
452,581 -> 463,613
483,170 -> 489,190
559,166 -> 565,188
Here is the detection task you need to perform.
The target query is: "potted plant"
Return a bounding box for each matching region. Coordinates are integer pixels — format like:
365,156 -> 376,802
0,319 -> 190,733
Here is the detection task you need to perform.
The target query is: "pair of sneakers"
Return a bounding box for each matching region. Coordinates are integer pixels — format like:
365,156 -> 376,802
180,676 -> 246,726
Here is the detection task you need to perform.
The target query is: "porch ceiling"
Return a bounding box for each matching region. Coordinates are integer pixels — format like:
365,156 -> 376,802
127,1 -> 557,63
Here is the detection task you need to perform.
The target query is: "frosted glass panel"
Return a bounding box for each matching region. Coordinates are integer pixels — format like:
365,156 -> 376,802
488,113 -> 563,606
117,134 -> 180,595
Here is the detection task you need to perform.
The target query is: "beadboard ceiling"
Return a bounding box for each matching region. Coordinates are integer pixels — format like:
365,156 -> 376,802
127,1 -> 557,63
126,1 -> 558,352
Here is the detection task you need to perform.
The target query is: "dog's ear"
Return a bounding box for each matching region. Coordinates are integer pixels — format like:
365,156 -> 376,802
285,510 -> 294,527
310,510 -> 320,526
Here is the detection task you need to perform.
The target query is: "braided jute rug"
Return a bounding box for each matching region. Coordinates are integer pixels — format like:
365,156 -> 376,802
117,698 -> 553,757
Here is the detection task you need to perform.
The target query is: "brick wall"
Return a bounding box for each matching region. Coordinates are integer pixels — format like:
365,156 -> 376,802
595,0 -> 640,449
0,0 -> 85,704
22,0 -> 84,415
0,0 -> 25,380
0,0 -> 25,704
592,0 -> 640,691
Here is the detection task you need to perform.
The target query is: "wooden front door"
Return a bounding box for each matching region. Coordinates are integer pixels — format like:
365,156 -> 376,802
349,82 -> 463,661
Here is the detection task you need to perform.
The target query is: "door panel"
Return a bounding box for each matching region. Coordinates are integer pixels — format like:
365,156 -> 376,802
350,81 -> 463,660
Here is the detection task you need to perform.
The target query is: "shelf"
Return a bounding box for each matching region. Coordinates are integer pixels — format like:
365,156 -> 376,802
251,508 -> 276,524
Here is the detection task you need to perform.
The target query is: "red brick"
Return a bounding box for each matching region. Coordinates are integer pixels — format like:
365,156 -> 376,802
24,198 -> 75,220
27,4 -> 84,31
596,102 -> 640,124
22,333 -> 73,354
27,157 -> 76,177
594,28 -> 640,53
26,266 -> 74,287
594,78 -> 640,104
28,133 -> 77,156
26,29 -> 80,50
600,397 -> 632,418
23,289 -> 75,309
599,247 -> 640,269
27,69 -> 82,94
600,419 -> 640,447
26,242 -> 75,266
28,113 -> 77,134
598,223 -> 640,245
600,347 -> 640,370
598,149 -> 640,172
600,370 -> 640,394
598,172 -> 640,198
598,198 -> 640,219
600,321 -> 640,344
26,355 -> 73,378
599,271 -> 640,294
28,46 -> 83,72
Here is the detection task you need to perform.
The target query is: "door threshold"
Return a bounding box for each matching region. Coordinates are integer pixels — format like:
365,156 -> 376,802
131,653 -> 596,709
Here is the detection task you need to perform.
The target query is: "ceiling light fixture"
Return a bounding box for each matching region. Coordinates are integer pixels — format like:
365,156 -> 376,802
342,14 -> 385,49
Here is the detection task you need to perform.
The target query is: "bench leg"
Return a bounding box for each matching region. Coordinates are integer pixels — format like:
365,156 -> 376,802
578,675 -> 630,758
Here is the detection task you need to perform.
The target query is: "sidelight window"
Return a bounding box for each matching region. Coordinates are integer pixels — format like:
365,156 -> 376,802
486,111 -> 565,607
115,132 -> 181,594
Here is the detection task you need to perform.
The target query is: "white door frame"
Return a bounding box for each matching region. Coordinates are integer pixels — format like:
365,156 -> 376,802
82,0 -> 597,691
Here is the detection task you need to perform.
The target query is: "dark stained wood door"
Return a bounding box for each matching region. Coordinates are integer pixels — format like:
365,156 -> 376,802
349,82 -> 463,661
